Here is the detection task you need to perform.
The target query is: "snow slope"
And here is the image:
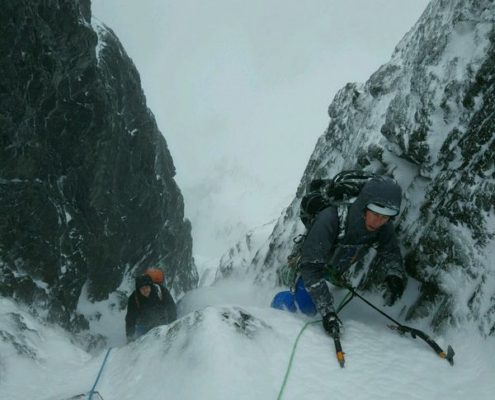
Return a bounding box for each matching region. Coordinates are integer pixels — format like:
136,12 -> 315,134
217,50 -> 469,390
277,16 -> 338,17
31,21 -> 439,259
1,282 -> 494,400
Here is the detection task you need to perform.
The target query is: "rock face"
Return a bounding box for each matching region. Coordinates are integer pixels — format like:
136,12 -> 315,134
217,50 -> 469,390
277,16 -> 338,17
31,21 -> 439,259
220,0 -> 495,335
0,0 -> 198,331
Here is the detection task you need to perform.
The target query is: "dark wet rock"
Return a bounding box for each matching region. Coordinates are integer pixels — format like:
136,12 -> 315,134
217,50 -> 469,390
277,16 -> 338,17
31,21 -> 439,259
0,0 -> 197,332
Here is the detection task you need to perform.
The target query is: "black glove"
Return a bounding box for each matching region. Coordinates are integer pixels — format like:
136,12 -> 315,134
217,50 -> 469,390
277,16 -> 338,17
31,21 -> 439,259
384,275 -> 404,305
322,311 -> 341,337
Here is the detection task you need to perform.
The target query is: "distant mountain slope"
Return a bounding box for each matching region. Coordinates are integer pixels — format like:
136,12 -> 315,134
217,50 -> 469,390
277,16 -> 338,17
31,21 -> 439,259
0,0 -> 197,332
220,0 -> 495,335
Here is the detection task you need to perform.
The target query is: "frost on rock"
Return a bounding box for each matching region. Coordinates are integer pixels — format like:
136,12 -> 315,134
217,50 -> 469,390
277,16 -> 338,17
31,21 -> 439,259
0,312 -> 39,360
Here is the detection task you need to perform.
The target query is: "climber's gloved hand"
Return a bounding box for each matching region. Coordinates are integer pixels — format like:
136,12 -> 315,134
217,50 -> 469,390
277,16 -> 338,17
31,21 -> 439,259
384,275 -> 405,306
322,311 -> 341,337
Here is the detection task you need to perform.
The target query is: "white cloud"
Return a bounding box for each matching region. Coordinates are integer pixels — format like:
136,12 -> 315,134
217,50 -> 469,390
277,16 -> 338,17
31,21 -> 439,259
91,0 -> 431,261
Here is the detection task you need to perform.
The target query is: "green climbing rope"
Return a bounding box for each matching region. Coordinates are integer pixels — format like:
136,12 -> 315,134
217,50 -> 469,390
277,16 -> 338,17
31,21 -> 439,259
276,320 -> 320,400
275,291 -> 354,400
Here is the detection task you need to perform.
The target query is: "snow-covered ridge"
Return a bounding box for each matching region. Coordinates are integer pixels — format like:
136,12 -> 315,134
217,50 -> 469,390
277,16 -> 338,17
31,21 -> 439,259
0,298 -> 93,400
2,293 -> 494,400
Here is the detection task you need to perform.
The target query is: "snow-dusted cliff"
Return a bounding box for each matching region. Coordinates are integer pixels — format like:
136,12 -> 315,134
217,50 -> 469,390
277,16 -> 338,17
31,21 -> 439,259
220,0 -> 495,335
0,0 -> 198,333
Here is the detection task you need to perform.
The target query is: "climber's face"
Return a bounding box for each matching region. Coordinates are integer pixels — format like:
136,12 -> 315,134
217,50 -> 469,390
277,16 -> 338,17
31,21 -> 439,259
139,285 -> 151,298
364,209 -> 390,232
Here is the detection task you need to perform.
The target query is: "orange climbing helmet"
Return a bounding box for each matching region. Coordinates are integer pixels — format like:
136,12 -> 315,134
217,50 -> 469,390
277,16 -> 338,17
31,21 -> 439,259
144,268 -> 165,284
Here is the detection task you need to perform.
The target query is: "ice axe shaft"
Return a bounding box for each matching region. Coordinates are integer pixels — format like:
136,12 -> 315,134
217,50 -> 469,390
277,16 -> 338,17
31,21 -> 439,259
344,285 -> 455,366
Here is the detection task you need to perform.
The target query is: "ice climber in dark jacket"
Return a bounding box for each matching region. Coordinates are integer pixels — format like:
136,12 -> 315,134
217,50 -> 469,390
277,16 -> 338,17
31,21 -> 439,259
272,176 -> 406,337
125,274 -> 177,342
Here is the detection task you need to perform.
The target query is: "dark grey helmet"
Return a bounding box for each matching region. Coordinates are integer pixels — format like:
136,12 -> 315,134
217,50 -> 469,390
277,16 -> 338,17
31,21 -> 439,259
360,176 -> 402,216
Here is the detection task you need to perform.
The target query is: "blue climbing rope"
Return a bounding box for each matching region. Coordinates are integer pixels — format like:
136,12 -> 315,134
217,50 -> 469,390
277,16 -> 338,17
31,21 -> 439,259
88,347 -> 113,400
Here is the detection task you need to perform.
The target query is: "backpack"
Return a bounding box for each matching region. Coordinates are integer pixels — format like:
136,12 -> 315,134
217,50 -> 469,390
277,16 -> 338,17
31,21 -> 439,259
282,170 -> 376,287
299,170 -> 377,231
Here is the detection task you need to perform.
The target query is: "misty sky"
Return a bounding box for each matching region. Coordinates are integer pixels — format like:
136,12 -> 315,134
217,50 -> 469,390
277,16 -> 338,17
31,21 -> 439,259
91,0 -> 430,265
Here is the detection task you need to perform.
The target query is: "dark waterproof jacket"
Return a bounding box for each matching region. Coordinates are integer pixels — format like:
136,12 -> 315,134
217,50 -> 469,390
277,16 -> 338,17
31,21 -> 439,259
299,187 -> 405,317
125,284 -> 177,340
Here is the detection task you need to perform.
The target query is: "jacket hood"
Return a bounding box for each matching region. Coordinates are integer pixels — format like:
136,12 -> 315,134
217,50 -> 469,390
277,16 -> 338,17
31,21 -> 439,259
354,176 -> 402,216
345,176 -> 402,237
